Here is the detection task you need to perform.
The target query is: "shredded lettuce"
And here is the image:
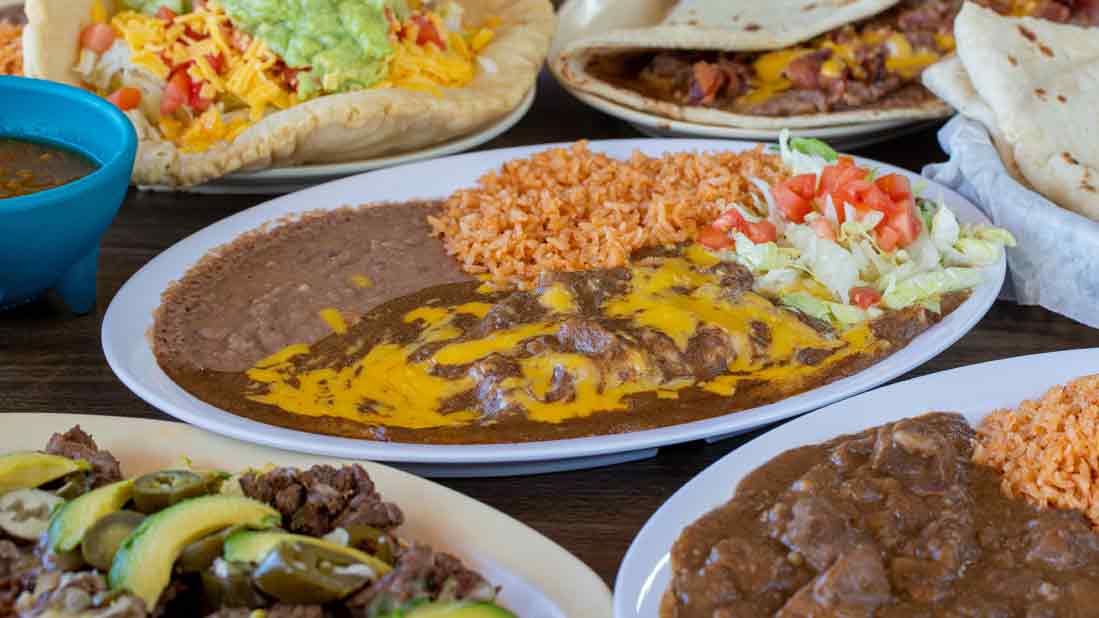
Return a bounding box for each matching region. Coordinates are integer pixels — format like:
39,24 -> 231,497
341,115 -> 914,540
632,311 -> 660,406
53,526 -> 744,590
733,234 -> 797,273
785,224 -> 861,303
882,267 -> 984,310
778,130 -> 832,177
120,0 -> 190,14
781,292 -> 867,326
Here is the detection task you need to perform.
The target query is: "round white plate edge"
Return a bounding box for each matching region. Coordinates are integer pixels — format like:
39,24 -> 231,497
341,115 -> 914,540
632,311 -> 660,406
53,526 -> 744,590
0,412 -> 612,618
102,137 -> 1005,469
614,347 -> 1099,618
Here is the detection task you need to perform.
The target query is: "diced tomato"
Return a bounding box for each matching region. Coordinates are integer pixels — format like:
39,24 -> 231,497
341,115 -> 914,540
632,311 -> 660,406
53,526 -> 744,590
876,226 -> 900,252
189,86 -> 212,112
744,220 -> 778,244
836,155 -> 856,168
80,23 -> 116,54
160,70 -> 191,115
411,14 -> 446,49
850,286 -> 882,309
887,207 -> 921,247
809,217 -> 836,241
712,208 -> 746,232
874,173 -> 912,202
106,87 -> 141,111
205,52 -> 226,75
699,225 -> 734,250
773,174 -> 816,223
155,6 -> 176,21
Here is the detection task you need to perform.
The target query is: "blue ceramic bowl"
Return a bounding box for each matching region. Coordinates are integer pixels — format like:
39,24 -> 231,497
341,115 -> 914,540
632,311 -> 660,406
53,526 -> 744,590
0,76 -> 137,314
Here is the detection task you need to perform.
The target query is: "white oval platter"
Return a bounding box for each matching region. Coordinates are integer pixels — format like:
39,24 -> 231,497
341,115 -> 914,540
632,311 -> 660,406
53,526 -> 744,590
102,138 -> 1005,477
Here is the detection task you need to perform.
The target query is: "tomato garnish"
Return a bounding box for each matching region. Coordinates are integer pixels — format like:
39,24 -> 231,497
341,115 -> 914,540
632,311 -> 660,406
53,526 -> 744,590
712,208 -> 746,232
411,14 -> 446,50
107,87 -> 141,111
155,6 -> 176,21
773,174 -> 816,223
874,173 -> 912,201
160,70 -> 191,115
875,226 -> 900,252
80,23 -> 116,54
699,225 -> 734,250
850,286 -> 882,309
204,52 -> 226,75
744,220 -> 778,244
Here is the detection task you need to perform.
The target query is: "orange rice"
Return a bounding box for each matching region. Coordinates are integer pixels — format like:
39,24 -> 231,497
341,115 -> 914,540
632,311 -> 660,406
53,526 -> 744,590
974,374 -> 1099,528
0,22 -> 20,76
428,141 -> 787,288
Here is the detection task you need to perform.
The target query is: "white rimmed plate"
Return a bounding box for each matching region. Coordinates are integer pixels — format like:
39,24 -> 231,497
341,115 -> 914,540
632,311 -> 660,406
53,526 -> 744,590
2,413 -> 611,618
102,138 -> 1005,477
614,347 -> 1099,618
550,0 -> 946,150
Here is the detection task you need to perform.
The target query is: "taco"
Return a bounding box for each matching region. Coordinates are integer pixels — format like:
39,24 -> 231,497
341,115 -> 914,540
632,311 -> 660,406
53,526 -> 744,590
22,0 -> 554,187
553,0 -> 1095,129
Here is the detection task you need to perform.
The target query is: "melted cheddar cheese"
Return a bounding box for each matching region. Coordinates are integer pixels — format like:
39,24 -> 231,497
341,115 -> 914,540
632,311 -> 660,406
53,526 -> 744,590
243,247 -> 886,431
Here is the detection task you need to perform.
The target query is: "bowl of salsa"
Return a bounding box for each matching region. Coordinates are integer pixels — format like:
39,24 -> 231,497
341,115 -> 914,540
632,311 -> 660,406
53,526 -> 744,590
0,75 -> 136,314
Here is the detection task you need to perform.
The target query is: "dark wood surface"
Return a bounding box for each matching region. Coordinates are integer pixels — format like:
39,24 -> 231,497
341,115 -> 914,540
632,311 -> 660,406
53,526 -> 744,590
3,68 -> 1098,590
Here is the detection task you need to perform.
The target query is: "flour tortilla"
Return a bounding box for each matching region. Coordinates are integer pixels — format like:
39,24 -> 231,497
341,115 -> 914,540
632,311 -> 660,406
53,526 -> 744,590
23,0 -> 554,187
921,54 -> 1023,182
553,0 -> 951,129
947,3 -> 1099,222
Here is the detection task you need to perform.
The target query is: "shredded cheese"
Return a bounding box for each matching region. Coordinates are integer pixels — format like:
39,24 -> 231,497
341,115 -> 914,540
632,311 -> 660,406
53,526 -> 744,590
104,2 -> 497,152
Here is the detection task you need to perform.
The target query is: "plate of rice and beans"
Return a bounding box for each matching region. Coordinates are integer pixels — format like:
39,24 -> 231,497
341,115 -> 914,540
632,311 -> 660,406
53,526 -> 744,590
103,136 -> 1009,475
617,347 -> 1099,618
0,413 -> 611,618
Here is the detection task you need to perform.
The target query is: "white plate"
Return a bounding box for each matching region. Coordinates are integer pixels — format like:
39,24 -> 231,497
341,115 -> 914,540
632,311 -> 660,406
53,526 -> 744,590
102,138 -> 1005,477
1,413 -> 611,618
550,0 -> 945,149
615,347 -> 1099,618
181,86 -> 536,195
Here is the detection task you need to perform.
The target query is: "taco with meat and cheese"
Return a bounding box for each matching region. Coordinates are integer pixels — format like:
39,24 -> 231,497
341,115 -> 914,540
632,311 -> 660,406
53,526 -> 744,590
553,0 -> 1097,130
22,0 -> 554,187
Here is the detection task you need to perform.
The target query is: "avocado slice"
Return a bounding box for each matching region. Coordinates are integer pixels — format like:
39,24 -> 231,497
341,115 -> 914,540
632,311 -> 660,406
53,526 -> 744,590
47,478 -> 135,554
0,452 -> 91,493
392,601 -> 517,618
223,529 -> 392,576
108,495 -> 280,608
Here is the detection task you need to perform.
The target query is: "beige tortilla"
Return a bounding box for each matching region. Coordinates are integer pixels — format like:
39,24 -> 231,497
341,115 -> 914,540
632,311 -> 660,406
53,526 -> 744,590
921,54 -> 1023,182
952,3 -> 1099,222
23,0 -> 554,187
553,0 -> 950,130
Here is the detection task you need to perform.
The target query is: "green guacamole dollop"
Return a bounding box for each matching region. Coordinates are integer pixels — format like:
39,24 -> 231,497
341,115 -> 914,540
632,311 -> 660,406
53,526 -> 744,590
215,0 -> 409,96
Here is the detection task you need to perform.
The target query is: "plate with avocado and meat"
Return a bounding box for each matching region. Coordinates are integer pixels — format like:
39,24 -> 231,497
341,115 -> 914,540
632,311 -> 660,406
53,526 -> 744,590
0,414 -> 610,618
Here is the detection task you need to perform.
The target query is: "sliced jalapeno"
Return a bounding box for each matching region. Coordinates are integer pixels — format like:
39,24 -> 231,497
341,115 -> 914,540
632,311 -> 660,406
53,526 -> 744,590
179,525 -> 242,574
132,470 -> 207,513
340,524 -> 397,565
201,559 -> 268,609
81,510 -> 146,571
253,541 -> 372,604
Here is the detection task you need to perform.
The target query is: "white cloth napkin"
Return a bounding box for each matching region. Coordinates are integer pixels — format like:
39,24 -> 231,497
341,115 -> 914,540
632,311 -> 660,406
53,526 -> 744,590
923,116 -> 1099,329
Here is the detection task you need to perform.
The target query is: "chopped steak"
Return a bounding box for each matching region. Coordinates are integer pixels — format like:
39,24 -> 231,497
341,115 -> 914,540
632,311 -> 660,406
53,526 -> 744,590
348,544 -> 495,614
44,426 -> 122,489
239,464 -> 403,537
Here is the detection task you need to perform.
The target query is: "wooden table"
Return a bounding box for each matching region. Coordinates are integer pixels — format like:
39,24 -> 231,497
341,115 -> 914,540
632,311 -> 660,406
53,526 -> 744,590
3,68 -> 1098,588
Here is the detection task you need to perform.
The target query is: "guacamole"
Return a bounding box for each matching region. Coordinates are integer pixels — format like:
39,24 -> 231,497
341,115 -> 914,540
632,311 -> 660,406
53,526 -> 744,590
216,0 -> 408,96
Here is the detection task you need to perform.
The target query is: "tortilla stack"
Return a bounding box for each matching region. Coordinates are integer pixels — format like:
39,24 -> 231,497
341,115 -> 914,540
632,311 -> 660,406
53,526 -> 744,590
22,0 -> 555,187
923,3 -> 1099,222
553,0 -> 955,129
